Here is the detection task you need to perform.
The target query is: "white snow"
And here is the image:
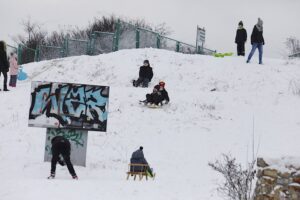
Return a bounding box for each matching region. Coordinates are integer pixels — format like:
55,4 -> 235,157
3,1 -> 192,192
1,48 -> 300,200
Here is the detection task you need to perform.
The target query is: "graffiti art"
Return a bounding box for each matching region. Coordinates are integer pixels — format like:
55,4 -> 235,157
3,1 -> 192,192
29,81 -> 109,131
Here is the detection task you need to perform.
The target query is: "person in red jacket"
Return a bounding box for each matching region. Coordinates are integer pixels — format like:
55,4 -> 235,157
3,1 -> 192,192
143,81 -> 170,106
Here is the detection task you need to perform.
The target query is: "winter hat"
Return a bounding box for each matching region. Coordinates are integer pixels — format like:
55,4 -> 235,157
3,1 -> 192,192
143,60 -> 149,64
256,18 -> 263,31
257,18 -> 263,26
139,146 -> 143,150
159,81 -> 165,88
238,21 -> 243,26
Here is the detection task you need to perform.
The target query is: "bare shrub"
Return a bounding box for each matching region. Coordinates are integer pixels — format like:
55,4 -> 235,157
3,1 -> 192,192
208,154 -> 256,200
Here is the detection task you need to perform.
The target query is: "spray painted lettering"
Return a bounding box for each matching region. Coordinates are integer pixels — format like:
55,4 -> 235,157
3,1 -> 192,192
29,81 -> 109,131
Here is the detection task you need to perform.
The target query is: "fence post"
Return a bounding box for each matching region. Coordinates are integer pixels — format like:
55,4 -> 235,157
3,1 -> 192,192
64,38 -> 68,57
89,33 -> 96,55
157,34 -> 160,48
136,28 -> 140,48
114,19 -> 121,51
17,44 -> 22,65
176,41 -> 180,52
35,46 -> 40,62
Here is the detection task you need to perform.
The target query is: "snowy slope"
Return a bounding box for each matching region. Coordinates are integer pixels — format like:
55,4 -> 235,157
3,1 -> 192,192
1,48 -> 300,200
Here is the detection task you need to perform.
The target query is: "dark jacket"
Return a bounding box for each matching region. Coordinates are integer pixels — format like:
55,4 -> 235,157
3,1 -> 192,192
51,136 -> 71,150
251,25 -> 265,45
0,50 -> 9,72
131,149 -> 146,163
139,66 -> 153,81
235,28 -> 247,44
158,88 -> 170,102
130,149 -> 148,172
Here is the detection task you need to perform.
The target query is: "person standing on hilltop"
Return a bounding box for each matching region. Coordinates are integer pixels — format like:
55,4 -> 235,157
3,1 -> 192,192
247,18 -> 265,64
235,21 -> 247,56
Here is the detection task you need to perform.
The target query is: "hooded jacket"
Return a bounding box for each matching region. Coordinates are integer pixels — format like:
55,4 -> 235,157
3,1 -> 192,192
9,54 -> 18,75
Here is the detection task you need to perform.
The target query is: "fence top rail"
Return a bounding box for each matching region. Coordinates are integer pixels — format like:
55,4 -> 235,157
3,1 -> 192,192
137,27 -> 157,35
178,42 -> 196,49
19,44 -> 36,51
39,45 -> 63,49
202,47 -> 216,53
93,31 -> 114,35
7,44 -> 17,49
67,38 -> 89,42
160,36 -> 178,43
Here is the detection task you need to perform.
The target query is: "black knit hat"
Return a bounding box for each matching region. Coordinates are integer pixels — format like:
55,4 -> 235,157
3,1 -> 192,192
238,21 -> 243,26
139,146 -> 143,150
143,60 -> 149,64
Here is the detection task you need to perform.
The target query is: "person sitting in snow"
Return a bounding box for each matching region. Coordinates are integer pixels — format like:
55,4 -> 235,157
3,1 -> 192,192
143,81 -> 169,106
48,136 -> 78,179
133,60 -> 153,87
130,146 -> 154,177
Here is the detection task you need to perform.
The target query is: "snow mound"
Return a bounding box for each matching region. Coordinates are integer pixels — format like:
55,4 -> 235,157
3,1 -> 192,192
1,48 -> 300,200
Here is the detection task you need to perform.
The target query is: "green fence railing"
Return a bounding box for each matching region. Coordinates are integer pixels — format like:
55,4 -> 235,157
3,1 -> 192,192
65,38 -> 89,57
37,45 -> 64,61
90,31 -> 115,55
17,44 -> 38,65
6,20 -> 216,64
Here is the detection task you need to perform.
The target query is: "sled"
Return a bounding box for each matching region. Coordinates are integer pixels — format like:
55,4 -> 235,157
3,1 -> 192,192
139,100 -> 167,109
126,164 -> 155,181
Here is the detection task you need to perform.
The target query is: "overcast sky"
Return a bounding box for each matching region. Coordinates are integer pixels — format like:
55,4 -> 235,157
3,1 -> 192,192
0,0 -> 299,58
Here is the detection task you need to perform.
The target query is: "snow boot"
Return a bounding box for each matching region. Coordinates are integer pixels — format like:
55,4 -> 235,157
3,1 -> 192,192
47,173 -> 55,179
72,175 -> 78,180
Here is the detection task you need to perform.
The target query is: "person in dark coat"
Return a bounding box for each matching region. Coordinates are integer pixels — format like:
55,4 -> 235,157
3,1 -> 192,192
145,81 -> 170,106
130,146 -> 153,177
235,21 -> 247,56
133,60 -> 153,87
48,136 -> 78,179
247,18 -> 265,64
0,41 -> 9,91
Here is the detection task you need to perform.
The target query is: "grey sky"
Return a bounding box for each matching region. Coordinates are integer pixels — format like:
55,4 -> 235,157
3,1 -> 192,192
1,0 -> 299,58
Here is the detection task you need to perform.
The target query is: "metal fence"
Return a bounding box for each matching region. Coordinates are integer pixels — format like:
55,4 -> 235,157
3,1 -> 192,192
138,28 -> 159,49
7,20 -> 216,64
90,31 -> 115,55
37,45 -> 64,61
116,21 -> 137,50
65,38 -> 89,57
17,44 -> 37,64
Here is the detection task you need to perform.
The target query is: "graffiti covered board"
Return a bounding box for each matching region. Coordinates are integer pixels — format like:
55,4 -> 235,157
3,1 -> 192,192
44,128 -> 88,167
29,81 -> 109,131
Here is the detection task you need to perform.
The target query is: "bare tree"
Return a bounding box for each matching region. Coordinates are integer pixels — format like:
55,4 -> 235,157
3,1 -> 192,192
208,154 -> 256,200
14,15 -> 172,48
285,37 -> 300,56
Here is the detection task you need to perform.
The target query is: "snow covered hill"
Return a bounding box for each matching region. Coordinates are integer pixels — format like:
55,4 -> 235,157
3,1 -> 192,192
1,48 -> 300,200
